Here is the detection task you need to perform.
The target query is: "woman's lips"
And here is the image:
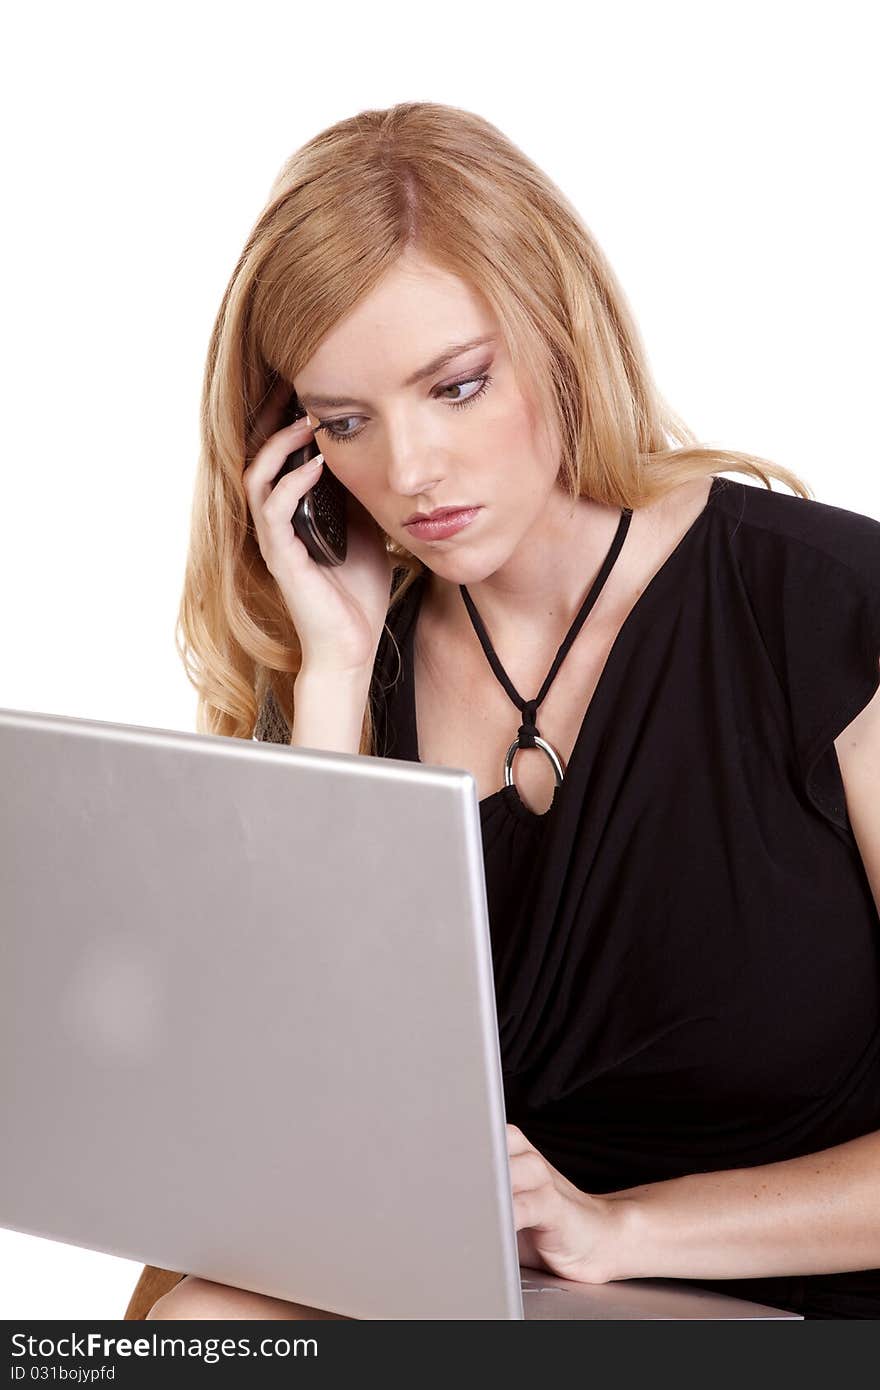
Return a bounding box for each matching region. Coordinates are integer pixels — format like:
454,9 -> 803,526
404,506 -> 483,541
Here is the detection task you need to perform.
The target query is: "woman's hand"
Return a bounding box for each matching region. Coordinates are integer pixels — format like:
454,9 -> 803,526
507,1123 -> 619,1284
243,376 -> 397,677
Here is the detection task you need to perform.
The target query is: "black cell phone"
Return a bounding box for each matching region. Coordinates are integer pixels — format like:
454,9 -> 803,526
274,391 -> 348,566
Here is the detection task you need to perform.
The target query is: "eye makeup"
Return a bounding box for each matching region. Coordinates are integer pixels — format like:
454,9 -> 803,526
314,367 -> 495,446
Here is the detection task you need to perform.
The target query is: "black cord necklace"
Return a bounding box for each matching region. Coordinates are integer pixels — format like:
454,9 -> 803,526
458,507 -> 633,793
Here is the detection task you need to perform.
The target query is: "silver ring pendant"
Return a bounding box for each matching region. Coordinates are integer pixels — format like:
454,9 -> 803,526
504,734 -> 566,789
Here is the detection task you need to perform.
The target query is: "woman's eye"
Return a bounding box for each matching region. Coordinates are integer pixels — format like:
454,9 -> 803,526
438,375 -> 485,404
318,415 -> 361,444
315,371 -> 492,445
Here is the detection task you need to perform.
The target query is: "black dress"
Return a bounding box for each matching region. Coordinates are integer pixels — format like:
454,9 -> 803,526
368,474 -> 880,1319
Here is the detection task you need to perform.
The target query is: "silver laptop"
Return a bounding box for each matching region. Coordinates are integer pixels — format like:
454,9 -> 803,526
0,706 -> 800,1319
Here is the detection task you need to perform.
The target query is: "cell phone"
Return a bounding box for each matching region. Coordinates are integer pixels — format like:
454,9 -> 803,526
274,391 -> 348,565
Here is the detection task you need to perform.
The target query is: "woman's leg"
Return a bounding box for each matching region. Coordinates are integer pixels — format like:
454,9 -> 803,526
146,1273 -> 353,1321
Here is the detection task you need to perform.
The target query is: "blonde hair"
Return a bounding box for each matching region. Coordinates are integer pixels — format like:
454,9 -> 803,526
175,100 -> 812,753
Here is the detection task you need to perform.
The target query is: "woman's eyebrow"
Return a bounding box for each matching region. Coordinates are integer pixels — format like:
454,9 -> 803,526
296,333 -> 499,411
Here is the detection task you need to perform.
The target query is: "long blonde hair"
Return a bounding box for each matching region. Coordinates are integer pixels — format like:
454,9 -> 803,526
176,100 -> 811,754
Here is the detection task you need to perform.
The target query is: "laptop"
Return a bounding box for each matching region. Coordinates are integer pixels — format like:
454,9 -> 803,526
0,706 -> 800,1319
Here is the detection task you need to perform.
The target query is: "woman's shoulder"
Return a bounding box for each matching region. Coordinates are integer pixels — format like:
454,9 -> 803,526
711,477 -> 880,837
712,475 -> 880,581
711,474 -> 880,675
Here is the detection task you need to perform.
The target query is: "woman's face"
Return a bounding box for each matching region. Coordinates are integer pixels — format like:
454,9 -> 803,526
292,250 -> 564,588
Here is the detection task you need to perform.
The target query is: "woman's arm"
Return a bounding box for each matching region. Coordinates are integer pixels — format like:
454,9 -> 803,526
602,1127 -> 880,1282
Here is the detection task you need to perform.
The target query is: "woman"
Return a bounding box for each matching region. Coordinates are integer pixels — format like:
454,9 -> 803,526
127,101 -> 880,1321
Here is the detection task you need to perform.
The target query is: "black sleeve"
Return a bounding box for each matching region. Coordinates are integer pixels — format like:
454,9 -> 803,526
748,497 -> 880,835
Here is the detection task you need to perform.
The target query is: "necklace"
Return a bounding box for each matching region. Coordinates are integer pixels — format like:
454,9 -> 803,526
458,507 -> 632,793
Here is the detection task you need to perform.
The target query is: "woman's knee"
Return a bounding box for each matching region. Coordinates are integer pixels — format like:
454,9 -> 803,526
146,1273 -> 351,1321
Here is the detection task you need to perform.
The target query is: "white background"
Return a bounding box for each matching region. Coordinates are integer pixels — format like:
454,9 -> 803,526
2,0 -> 877,1318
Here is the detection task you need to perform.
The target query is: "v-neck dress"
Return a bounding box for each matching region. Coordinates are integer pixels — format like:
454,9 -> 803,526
364,474 -> 880,1319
